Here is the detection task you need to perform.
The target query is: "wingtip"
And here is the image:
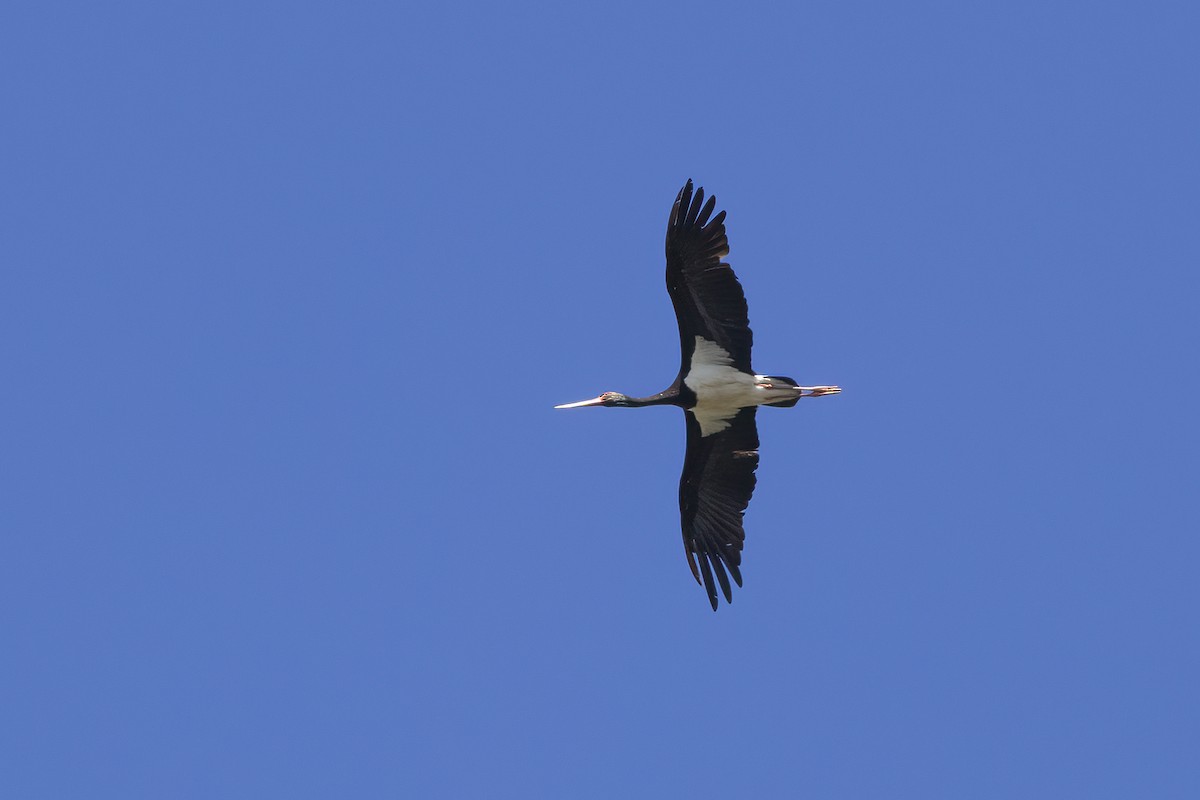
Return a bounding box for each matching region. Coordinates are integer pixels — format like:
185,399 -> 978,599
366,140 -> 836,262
697,555 -> 720,611
677,179 -> 693,205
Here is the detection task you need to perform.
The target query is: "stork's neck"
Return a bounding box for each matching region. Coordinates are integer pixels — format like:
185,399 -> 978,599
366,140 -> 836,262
619,387 -> 682,407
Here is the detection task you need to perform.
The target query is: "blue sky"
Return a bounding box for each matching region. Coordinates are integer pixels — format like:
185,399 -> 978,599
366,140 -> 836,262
3,1 -> 1198,797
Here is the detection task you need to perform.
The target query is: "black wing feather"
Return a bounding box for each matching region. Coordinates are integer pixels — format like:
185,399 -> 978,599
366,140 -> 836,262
679,407 -> 760,610
665,179 -> 753,375
710,553 -> 733,605
696,556 -> 718,612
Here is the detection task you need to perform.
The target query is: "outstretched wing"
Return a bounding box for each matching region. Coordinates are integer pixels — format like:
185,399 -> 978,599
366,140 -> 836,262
665,179 -> 754,375
679,406 -> 760,610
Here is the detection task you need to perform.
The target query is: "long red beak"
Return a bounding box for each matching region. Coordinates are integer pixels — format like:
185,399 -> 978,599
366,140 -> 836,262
554,395 -> 606,409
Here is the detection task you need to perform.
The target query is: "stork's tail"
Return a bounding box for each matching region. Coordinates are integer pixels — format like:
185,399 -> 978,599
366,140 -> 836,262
762,376 -> 801,407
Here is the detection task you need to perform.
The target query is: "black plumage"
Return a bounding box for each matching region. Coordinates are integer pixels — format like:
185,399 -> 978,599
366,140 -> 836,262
680,407 -> 759,609
665,181 -> 754,375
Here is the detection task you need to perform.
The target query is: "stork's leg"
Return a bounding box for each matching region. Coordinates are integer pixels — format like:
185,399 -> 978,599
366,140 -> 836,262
798,385 -> 842,397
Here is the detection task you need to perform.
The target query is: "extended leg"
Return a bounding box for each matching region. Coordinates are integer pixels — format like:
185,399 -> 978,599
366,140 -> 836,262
798,385 -> 841,397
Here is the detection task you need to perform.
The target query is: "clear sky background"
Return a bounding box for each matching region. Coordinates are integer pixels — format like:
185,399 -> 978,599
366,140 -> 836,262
3,2 -> 1198,797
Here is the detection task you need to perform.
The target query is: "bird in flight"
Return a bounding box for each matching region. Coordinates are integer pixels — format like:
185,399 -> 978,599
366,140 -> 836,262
556,180 -> 841,610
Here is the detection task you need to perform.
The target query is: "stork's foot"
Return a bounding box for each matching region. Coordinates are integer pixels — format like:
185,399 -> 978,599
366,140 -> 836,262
799,385 -> 841,397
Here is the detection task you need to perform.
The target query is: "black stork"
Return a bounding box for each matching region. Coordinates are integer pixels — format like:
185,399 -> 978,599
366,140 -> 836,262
556,180 -> 841,610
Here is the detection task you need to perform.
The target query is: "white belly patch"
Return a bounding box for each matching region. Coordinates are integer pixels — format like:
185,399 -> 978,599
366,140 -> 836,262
683,337 -> 799,436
